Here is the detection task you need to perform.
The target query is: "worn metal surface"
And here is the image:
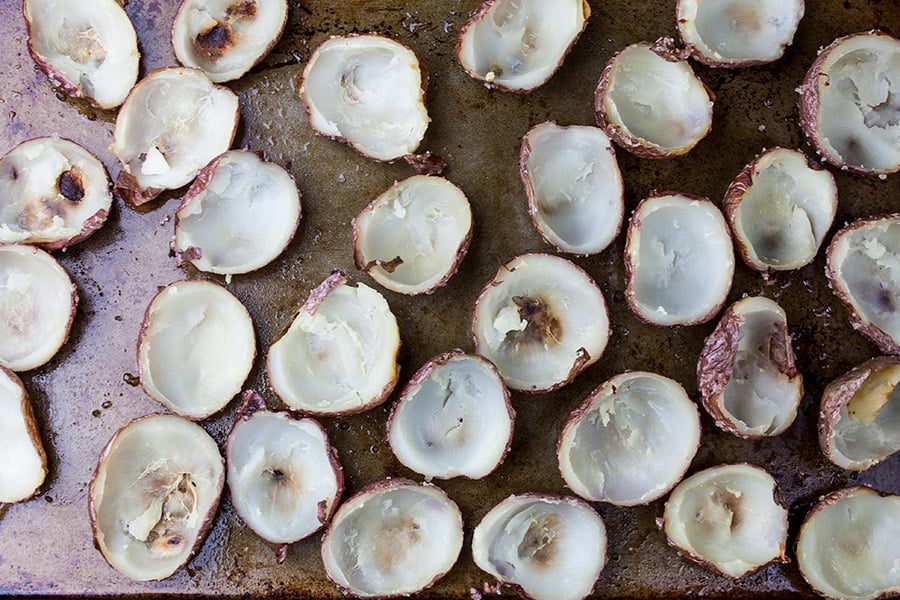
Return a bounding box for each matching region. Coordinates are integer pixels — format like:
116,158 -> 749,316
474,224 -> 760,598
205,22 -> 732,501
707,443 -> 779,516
0,0 -> 898,597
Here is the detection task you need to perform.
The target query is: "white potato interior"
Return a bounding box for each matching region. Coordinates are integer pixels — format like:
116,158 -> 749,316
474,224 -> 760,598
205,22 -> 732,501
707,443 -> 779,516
0,137 -> 111,246
25,0 -> 139,109
720,297 -> 802,436
174,151 -> 300,275
268,281 -> 399,414
173,0 -> 287,82
138,281 -> 255,419
559,372 -> 700,505
473,254 -> 609,392
90,415 -> 223,581
523,123 -> 623,255
227,411 -> 339,544
354,176 -> 471,294
629,195 -> 733,326
797,488 -> 900,600
734,149 -> 836,271
831,366 -> 900,469
663,464 -> 787,578
113,68 -> 238,192
0,245 -> 74,371
0,369 -> 45,503
300,35 -> 428,161
814,34 -> 900,173
322,483 -> 462,598
389,354 -> 511,479
603,45 -> 712,152
457,0 -> 587,91
829,218 -> 900,348
471,495 -> 606,600
678,0 -> 803,64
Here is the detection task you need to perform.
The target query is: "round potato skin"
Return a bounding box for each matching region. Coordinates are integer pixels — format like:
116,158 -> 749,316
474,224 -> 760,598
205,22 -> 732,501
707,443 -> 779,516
825,214 -> 900,356
818,356 -> 900,470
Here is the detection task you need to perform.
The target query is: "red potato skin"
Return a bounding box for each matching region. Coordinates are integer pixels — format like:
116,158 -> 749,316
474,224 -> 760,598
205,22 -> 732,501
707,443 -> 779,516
624,192 -> 732,327
265,270 -> 401,416
455,0 -> 591,94
0,366 -> 48,502
818,356 -> 900,470
87,414 -> 225,581
595,40 -> 713,160
385,350 -> 515,479
798,30 -> 899,176
227,390 -> 344,563
825,214 -> 900,356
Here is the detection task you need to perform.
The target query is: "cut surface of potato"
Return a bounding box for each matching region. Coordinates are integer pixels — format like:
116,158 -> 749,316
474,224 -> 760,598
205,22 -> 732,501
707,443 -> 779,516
625,193 -> 734,326
138,280 -> 256,420
472,253 -> 609,393
112,67 -> 239,205
0,366 -> 47,503
298,34 -> 429,162
267,271 -> 400,415
173,150 -> 301,275
0,136 -> 112,250
172,0 -> 288,83
725,148 -> 836,274
321,479 -> 463,598
353,175 -> 472,295
677,0 -> 804,67
797,486 -> 900,600
596,40 -> 713,158
798,31 -> 900,174
387,350 -> 513,480
558,371 -> 701,506
456,0 -> 589,92
662,464 -> 788,579
88,414 -> 224,581
471,493 -> 607,600
826,214 -> 900,355
24,0 -> 139,109
520,122 -> 623,255
0,244 -> 77,372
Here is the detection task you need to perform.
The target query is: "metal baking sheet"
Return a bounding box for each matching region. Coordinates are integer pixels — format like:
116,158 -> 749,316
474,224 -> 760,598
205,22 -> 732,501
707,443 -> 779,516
0,0 -> 898,597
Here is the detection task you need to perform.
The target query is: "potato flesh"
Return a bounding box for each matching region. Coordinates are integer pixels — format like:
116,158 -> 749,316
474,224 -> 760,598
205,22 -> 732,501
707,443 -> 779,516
354,176 -> 471,294
797,488 -> 900,600
734,149 -> 836,271
0,370 -> 45,503
388,355 -> 511,479
830,218 -> 900,348
604,45 -> 712,152
523,123 -> 623,255
0,245 -> 74,371
113,68 -> 238,193
815,35 -> 900,173
833,366 -> 900,466
300,36 -> 428,161
471,495 -> 606,600
0,137 -> 111,246
174,151 -> 300,275
663,464 -> 787,578
720,299 -> 802,436
173,0 -> 287,83
90,415 -> 223,581
228,412 -> 338,544
268,281 -> 399,413
139,281 -> 255,419
322,483 -> 462,597
679,0 -> 803,64
559,372 -> 700,505
25,0 -> 139,109
629,195 -> 733,325
457,0 -> 587,91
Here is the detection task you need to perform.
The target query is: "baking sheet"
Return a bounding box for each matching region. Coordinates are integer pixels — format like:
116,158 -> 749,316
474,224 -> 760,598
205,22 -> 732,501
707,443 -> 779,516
0,0 -> 898,597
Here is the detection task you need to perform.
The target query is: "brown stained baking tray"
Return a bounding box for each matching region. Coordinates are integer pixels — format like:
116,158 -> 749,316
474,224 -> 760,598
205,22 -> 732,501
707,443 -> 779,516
0,0 -> 898,598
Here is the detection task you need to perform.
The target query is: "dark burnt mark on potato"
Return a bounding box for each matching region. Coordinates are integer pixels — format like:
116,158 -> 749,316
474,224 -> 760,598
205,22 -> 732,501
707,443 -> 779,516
57,169 -> 85,203
513,295 -> 562,346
